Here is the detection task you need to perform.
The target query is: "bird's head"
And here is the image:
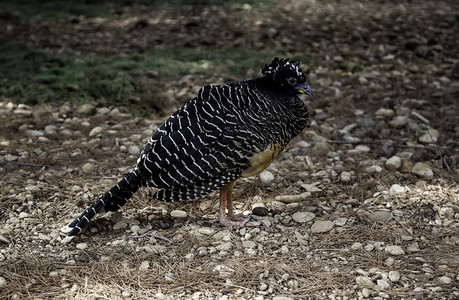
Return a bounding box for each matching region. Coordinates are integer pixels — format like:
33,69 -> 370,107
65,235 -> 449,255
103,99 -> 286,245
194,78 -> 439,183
262,57 -> 312,96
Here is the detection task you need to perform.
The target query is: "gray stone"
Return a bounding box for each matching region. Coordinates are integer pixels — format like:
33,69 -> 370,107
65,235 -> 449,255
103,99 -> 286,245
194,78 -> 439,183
242,241 -> 256,248
375,108 -> 395,118
390,184 -> 407,193
76,103 -> 97,115
275,193 -> 310,203
385,156 -> 402,170
311,220 -> 334,233
292,212 -> 316,223
81,162 -> 95,174
128,145 -> 141,155
259,171 -> 275,185
385,245 -> 405,256
340,171 -> 352,182
377,279 -> 390,290
113,220 -> 128,230
389,271 -> 401,282
0,277 -> 7,288
311,142 -> 333,155
389,116 -> 409,128
412,162 -> 433,178
89,126 -> 103,137
170,210 -> 187,218
76,242 -> 88,250
369,210 -> 393,222
419,129 -> 439,143
357,117 -> 376,128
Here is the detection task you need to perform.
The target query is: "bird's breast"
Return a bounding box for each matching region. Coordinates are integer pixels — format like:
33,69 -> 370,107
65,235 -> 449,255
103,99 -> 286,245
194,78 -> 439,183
240,143 -> 283,178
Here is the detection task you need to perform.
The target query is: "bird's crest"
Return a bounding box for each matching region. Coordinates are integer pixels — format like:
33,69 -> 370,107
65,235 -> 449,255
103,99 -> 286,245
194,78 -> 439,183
262,57 -> 305,82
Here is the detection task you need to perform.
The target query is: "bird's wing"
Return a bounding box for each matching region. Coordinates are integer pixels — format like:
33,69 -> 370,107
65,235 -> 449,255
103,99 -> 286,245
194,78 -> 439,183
137,84 -> 256,194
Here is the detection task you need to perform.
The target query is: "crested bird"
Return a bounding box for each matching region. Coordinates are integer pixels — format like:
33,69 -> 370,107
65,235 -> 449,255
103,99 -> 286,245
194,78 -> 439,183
61,57 -> 312,242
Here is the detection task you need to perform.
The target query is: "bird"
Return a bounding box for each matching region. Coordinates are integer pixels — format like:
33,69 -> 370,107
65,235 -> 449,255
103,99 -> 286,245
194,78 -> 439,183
61,57 -> 312,243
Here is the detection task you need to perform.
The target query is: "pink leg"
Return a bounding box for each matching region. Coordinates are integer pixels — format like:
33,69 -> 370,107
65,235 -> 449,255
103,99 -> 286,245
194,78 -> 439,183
218,182 -> 250,228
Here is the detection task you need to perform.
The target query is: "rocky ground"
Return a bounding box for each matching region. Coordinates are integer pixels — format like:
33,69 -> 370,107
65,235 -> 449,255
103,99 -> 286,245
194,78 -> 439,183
1,0 -> 459,299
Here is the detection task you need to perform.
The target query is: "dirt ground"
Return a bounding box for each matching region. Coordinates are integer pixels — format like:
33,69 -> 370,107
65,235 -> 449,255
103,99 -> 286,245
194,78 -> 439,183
0,1 -> 458,299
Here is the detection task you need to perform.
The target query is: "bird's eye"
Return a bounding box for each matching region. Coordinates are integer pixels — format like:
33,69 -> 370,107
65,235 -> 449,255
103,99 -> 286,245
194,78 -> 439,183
288,78 -> 297,85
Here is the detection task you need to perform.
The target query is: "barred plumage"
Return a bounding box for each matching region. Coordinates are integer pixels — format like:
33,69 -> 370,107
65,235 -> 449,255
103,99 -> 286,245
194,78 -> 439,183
61,57 -> 312,242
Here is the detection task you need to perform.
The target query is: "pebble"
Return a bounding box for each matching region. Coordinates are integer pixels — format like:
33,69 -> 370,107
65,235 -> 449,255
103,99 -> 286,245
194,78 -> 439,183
412,162 -> 433,178
388,271 -> 400,282
369,210 -> 393,222
301,184 -> 322,193
76,243 -> 88,250
340,171 -> 352,182
139,260 -> 150,270
0,277 -> 7,288
259,171 -> 275,185
435,276 -> 452,284
113,220 -> 128,230
292,212 -> 316,223
419,129 -> 439,143
242,241 -> 256,248
334,217 -> 347,226
407,242 -> 420,252
311,141 -> 333,155
390,184 -> 407,193
76,103 -> 96,115
385,156 -> 402,170
198,227 -> 214,235
389,116 -> 409,128
170,210 -> 187,218
252,206 -> 269,216
377,279 -> 390,290
375,108 -> 395,118
357,117 -> 376,128
311,220 -> 334,233
272,297 -> 294,300
89,126 -> 103,137
385,245 -> 405,256
81,162 -> 95,174
355,276 -> 375,287
128,145 -> 141,155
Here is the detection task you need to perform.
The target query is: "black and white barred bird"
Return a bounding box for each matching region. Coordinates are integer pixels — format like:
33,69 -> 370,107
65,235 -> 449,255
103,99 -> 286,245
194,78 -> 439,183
61,57 -> 312,242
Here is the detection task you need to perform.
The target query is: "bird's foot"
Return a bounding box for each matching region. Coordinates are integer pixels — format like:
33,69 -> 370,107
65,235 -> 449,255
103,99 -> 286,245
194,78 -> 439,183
215,213 -> 252,229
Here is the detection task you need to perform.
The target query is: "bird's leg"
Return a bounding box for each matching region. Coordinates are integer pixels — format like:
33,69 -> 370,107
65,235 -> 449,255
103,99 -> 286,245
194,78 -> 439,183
218,182 -> 250,228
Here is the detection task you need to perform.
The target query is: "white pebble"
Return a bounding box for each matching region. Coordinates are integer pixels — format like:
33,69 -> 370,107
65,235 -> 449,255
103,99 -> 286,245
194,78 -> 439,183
0,277 -> 7,288
259,171 -> 275,185
385,245 -> 405,256
388,271 -> 400,282
292,212 -> 316,223
76,243 -> 88,250
170,210 -> 187,218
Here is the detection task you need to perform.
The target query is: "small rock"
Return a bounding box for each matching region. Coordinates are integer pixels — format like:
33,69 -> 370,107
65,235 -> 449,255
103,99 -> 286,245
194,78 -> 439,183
356,276 -> 375,287
389,271 -> 401,282
369,210 -> 393,222
292,212 -> 316,223
412,162 -> 433,178
411,149 -> 429,162
252,206 -> 268,217
113,220 -> 128,230
407,242 -> 420,252
435,276 -> 452,284
351,242 -> 363,250
128,145 -> 140,155
259,171 -> 275,185
385,156 -> 402,170
364,165 -> 383,174
25,129 -> 44,137
76,243 -> 88,250
311,220 -> 334,233
301,184 -> 322,193
170,210 -> 187,218
377,279 -> 390,290
81,162 -> 95,174
242,241 -> 256,248
389,116 -> 409,128
354,145 -> 371,154
198,227 -> 214,235
139,260 -> 150,270
311,142 -> 333,155
385,245 -> 405,256
19,212 -> 29,219
390,184 -> 407,193
375,108 -> 395,118
122,291 -> 131,297
340,171 -> 352,182
0,277 -> 7,288
89,126 -> 103,137
76,103 -> 97,115
419,129 -> 439,143
357,117 -> 376,128
334,217 -> 347,226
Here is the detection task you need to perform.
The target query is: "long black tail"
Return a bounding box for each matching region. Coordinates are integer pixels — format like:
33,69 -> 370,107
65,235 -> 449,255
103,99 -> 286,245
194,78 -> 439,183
61,169 -> 143,243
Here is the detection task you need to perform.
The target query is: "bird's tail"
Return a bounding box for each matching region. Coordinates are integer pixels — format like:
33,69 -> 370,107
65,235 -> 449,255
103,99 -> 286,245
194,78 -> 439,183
60,169 -> 143,243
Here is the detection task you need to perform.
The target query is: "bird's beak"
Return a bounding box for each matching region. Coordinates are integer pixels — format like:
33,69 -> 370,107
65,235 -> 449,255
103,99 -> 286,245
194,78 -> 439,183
296,83 -> 313,96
